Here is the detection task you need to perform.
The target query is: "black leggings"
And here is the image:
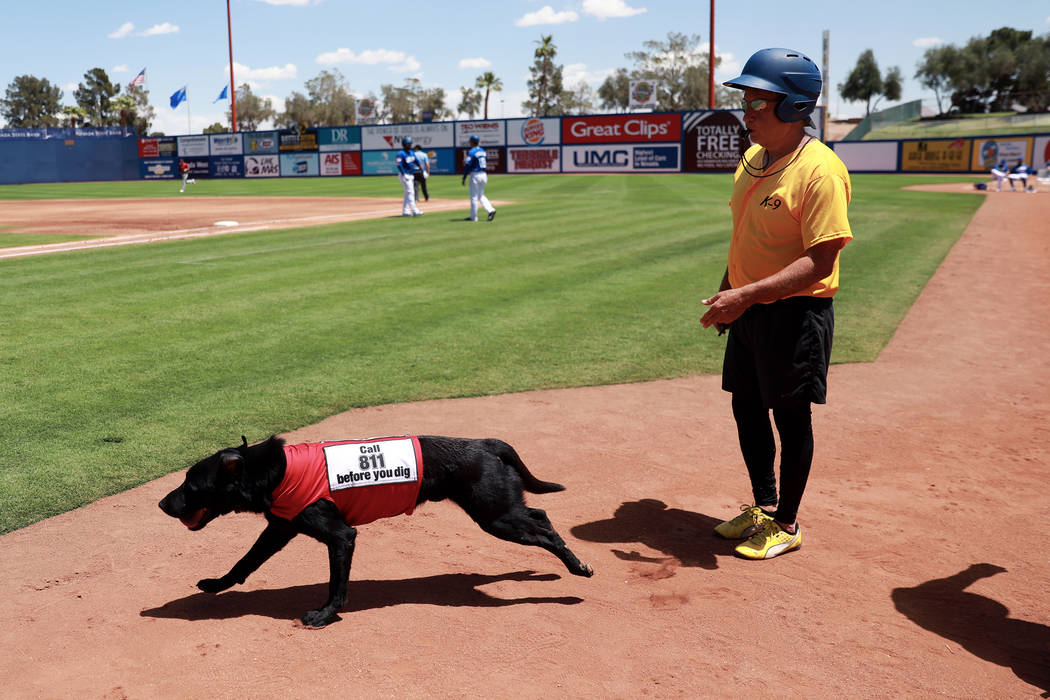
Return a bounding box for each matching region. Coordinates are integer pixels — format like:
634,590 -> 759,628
731,391 -> 814,526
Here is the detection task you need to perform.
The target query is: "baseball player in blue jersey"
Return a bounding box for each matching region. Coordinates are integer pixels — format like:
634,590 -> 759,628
461,134 -> 496,222
395,136 -> 424,217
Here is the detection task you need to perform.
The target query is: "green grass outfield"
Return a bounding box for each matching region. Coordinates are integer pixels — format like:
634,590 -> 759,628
0,173 -> 982,533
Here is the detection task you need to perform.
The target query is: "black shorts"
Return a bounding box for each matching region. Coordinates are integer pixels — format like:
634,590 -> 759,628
722,296 -> 834,407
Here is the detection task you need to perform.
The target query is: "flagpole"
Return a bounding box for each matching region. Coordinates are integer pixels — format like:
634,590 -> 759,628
227,0 -> 238,132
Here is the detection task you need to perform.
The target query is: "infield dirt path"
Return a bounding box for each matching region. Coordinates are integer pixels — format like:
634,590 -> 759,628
1,189 -> 1048,698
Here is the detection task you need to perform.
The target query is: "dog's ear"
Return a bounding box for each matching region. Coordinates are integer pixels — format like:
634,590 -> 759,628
220,450 -> 243,477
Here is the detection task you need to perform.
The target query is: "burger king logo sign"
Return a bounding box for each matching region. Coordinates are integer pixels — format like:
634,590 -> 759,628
521,118 -> 546,145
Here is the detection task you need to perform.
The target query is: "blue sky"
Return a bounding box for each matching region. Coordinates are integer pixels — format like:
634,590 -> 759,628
2,0 -> 1049,134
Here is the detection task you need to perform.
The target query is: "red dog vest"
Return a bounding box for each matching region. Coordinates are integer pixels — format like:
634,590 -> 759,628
270,437 -> 423,525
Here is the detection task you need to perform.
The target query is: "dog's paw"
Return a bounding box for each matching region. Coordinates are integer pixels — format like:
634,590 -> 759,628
197,577 -> 233,594
301,608 -> 337,628
579,563 -> 595,577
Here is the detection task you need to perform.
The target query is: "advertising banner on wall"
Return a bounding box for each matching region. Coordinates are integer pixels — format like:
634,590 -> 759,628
562,144 -> 680,172
507,117 -> 561,146
208,133 -> 243,156
363,150 -> 398,175
244,154 -> 280,178
357,98 -> 376,124
182,156 -> 210,178
1034,136 -> 1050,169
682,110 -> 747,172
177,135 -> 209,157
455,121 -> 504,147
280,152 -> 319,176
455,147 -> 506,173
137,137 -> 176,158
971,137 -> 1031,171
209,155 -> 244,178
280,129 -> 318,152
320,151 -> 362,176
140,158 -> 177,179
507,147 -> 561,173
362,122 -> 454,150
420,148 -> 456,175
318,126 -> 362,152
562,113 -> 681,144
900,138 -> 972,172
243,131 -> 279,155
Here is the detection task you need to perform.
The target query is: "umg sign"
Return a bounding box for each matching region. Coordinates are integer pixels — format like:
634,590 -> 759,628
562,144 -> 680,172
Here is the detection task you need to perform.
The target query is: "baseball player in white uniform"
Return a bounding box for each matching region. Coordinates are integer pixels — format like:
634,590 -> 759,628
461,134 -> 496,222
395,136 -> 424,217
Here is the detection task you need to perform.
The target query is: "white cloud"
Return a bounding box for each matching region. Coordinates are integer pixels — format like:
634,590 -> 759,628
108,22 -> 135,39
315,48 -> 421,73
515,6 -> 579,27
562,63 -> 615,86
141,22 -> 179,36
231,61 -> 298,84
459,57 -> 492,69
582,0 -> 647,20
912,37 -> 944,48
113,64 -> 129,73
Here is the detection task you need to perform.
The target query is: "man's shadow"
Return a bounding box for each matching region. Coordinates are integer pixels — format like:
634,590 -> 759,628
892,563 -> 1050,695
571,499 -> 725,570
142,570 -> 581,623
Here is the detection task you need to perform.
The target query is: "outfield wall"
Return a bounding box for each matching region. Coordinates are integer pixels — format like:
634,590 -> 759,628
2,113 -> 1049,184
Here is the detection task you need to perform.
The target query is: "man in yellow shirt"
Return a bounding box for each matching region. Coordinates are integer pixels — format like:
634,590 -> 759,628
701,48 -> 852,560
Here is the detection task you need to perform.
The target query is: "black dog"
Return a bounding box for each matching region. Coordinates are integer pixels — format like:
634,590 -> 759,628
159,435 -> 593,627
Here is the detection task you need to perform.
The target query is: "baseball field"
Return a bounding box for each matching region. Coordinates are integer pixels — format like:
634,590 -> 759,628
0,173 -> 1047,696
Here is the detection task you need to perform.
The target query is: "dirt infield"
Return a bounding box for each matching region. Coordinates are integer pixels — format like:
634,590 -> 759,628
1,189 -> 1048,697
0,196 -> 467,259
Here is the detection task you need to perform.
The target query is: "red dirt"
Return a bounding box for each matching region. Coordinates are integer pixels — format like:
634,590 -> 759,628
1,189 -> 1048,698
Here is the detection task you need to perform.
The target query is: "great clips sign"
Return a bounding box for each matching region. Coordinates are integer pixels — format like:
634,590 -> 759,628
562,114 -> 681,144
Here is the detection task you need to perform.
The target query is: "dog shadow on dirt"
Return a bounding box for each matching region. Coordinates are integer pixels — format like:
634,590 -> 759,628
571,499 -> 727,570
141,570 -> 581,623
892,563 -> 1050,695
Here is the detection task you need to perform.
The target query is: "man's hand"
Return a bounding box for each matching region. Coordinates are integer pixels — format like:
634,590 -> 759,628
700,288 -> 750,332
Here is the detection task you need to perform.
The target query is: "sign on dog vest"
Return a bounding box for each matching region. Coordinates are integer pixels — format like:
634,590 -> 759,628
323,437 -> 420,491
272,437 -> 424,524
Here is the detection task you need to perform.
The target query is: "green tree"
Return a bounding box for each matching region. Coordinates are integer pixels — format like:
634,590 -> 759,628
416,85 -> 450,121
304,69 -> 356,126
74,68 -> 120,126
598,68 -> 631,112
59,105 -> 87,128
839,49 -> 902,115
475,72 -> 503,119
279,90 -> 314,130
914,45 -> 958,115
203,122 -> 226,134
126,85 -> 154,135
524,34 -> 565,116
625,31 -> 728,110
558,81 -> 597,115
376,79 -> 449,123
1,75 -> 63,128
457,86 -> 482,119
228,83 -> 275,131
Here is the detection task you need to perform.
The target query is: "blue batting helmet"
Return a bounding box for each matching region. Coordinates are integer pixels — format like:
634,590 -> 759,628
723,48 -> 822,123
468,134 -> 480,145
402,136 -> 413,148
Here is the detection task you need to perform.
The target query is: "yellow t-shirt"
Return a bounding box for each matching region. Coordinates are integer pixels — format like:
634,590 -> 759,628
728,139 -> 852,299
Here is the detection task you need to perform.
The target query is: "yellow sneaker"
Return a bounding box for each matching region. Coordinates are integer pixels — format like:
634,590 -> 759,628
735,521 -> 802,560
714,505 -> 774,539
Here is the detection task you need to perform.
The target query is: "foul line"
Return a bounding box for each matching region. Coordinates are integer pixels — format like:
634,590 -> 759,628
0,201 -> 465,260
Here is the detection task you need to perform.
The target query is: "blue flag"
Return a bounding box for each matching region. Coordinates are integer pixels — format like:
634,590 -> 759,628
213,85 -> 229,103
170,86 -> 187,109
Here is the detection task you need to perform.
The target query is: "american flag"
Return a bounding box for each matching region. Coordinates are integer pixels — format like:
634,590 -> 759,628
128,68 -> 146,89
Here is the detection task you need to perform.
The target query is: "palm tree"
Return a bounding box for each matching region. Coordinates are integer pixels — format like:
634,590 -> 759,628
533,35 -> 557,116
475,72 -> 503,119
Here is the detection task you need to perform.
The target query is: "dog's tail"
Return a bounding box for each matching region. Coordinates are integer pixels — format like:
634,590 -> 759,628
488,439 -> 566,493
